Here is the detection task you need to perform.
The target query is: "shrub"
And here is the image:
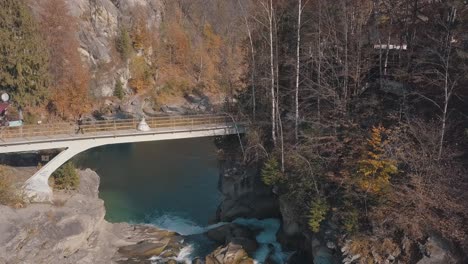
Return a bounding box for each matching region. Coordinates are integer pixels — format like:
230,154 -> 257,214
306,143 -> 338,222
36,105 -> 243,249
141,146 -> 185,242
52,162 -> 79,190
0,166 -> 24,206
261,157 -> 283,186
114,79 -> 125,100
129,56 -> 151,93
308,198 -> 328,233
23,111 -> 39,125
116,27 -> 132,60
342,208 -> 359,234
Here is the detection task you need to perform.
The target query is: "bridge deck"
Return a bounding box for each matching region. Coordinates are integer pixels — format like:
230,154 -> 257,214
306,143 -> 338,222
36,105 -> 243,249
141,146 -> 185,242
0,114 -> 241,147
5,114 -> 245,202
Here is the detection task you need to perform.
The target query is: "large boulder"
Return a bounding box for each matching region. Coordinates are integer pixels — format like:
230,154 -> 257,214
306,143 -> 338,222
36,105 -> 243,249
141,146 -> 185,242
205,224 -> 258,255
217,161 -> 279,222
417,236 -> 463,264
278,195 -> 301,237
0,170 -> 105,264
206,243 -> 255,264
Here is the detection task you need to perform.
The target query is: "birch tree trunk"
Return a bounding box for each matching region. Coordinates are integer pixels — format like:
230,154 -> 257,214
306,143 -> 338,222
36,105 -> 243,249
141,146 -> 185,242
269,0 -> 277,146
317,0 -> 322,122
294,0 -> 302,142
438,20 -> 454,160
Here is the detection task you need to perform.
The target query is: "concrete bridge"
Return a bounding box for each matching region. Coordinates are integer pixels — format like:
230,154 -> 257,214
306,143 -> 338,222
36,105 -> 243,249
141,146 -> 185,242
0,114 -> 245,202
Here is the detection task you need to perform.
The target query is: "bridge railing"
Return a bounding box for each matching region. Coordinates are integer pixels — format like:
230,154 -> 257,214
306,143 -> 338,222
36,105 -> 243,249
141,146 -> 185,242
0,114 -> 238,141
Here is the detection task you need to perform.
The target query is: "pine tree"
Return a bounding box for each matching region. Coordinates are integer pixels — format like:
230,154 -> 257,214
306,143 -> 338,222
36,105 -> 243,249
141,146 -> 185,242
0,0 -> 49,107
356,126 -> 398,195
116,27 -> 132,60
114,79 -> 124,100
261,157 -> 283,186
308,198 -> 328,233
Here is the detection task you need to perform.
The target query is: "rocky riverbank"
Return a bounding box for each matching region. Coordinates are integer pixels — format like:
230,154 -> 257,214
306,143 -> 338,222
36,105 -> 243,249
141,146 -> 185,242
0,169 -> 181,264
0,169 -> 260,264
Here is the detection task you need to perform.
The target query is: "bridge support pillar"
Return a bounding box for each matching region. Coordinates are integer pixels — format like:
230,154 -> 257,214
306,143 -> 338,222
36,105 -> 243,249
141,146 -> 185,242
24,145 -> 92,202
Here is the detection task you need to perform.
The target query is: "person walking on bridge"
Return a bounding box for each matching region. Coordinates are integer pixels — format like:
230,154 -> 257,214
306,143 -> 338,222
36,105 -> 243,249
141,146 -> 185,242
76,114 -> 84,134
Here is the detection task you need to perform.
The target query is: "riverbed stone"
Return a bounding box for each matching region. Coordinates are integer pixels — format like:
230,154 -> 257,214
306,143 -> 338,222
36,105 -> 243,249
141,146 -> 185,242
118,241 -> 168,257
206,243 -> 255,264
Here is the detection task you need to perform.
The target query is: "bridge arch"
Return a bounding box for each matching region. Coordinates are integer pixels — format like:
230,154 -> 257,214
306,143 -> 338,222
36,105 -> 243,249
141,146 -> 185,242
0,115 -> 245,202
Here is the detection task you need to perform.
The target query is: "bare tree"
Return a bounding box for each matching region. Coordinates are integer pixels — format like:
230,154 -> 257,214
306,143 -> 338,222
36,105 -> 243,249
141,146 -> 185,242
412,6 -> 458,160
238,0 -> 257,120
436,7 -> 457,160
294,0 -> 304,141
256,0 -> 278,145
268,0 -> 277,146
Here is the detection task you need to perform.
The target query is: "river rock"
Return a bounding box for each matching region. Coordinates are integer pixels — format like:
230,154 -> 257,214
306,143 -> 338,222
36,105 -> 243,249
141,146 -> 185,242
206,242 -> 255,264
205,224 -> 258,255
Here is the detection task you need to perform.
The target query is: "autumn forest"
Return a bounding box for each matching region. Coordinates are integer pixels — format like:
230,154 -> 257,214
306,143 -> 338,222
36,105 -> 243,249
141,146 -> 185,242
1,0 -> 468,263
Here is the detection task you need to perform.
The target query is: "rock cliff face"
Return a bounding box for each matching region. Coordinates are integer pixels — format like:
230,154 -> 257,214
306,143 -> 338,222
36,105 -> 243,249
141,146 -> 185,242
0,169 -> 185,264
216,145 -> 279,222
73,0 -> 162,97
30,0 -> 162,97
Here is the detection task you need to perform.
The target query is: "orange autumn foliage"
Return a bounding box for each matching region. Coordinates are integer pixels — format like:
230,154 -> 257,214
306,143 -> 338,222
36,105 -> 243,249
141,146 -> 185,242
41,0 -> 91,119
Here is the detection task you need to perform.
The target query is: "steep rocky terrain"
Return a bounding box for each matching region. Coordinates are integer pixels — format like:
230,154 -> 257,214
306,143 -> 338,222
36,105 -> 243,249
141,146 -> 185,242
0,169 -> 185,264
0,169 -> 260,264
30,0 -> 162,98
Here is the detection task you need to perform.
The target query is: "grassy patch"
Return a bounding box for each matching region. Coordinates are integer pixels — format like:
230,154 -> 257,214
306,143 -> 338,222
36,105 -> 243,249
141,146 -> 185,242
0,166 -> 25,207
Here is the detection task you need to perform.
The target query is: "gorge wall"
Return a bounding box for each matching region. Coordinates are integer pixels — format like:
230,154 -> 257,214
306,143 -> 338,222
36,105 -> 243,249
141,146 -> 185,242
30,0 -> 163,98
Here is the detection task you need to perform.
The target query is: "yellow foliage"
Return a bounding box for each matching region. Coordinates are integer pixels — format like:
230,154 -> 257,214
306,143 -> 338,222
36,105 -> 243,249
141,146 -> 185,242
128,79 -> 148,93
148,4 -> 246,102
51,64 -> 91,120
131,14 -> 150,50
356,126 -> 398,195
129,56 -> 151,93
203,23 -> 222,52
165,20 -> 191,65
308,198 -> 329,233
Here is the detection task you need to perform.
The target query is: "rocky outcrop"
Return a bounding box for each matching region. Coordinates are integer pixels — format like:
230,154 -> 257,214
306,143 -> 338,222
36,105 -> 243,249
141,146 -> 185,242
29,0 -> 162,97
204,224 -> 258,264
216,158 -> 279,222
417,236 -> 464,264
278,195 -> 301,237
115,226 -> 184,263
205,224 -> 258,256
0,169 -> 184,264
0,169 -> 106,264
206,243 -> 255,264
